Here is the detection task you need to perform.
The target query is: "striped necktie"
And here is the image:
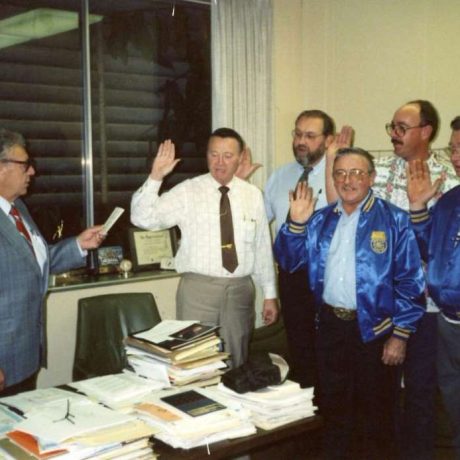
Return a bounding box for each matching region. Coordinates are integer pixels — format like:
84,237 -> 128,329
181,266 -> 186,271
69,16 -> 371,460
10,205 -> 34,248
298,165 -> 313,183
286,166 -> 314,221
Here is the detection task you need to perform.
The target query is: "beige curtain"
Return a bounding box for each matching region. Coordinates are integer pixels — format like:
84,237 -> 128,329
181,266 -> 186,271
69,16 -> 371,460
211,0 -> 273,190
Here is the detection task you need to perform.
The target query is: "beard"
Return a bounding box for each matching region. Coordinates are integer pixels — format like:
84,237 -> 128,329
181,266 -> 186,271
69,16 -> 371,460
293,144 -> 325,167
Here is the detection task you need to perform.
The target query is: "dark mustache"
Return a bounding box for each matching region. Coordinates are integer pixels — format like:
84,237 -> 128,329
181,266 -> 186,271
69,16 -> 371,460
391,139 -> 403,146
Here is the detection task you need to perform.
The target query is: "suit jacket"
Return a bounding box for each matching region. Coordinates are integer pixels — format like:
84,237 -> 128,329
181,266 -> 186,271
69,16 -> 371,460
0,199 -> 85,387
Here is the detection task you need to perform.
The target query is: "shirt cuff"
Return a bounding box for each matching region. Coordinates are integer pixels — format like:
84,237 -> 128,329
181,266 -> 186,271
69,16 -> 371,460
76,239 -> 87,257
262,285 -> 278,300
143,176 -> 162,193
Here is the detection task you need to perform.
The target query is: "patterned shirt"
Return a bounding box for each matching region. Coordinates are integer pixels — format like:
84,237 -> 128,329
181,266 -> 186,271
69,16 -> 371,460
373,151 -> 459,210
373,151 -> 460,312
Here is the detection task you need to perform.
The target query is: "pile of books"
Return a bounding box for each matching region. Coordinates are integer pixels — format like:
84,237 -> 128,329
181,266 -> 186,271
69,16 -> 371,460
216,380 -> 317,430
124,320 -> 229,387
0,388 -> 158,459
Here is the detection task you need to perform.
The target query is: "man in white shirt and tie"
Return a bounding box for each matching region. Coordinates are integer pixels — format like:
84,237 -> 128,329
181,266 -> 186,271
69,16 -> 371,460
131,128 -> 278,368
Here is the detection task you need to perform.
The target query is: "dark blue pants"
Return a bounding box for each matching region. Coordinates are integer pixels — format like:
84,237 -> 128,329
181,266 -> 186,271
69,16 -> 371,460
278,268 -> 317,388
437,313 -> 460,458
316,306 -> 399,460
398,312 -> 437,460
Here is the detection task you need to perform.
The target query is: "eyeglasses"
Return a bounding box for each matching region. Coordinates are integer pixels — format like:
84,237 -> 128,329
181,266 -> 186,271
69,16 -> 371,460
333,168 -> 371,182
385,122 -> 426,137
447,145 -> 460,157
0,158 -> 35,171
292,130 -> 324,141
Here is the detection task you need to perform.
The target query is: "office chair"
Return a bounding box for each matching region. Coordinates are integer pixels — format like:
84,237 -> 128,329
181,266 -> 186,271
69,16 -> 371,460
248,317 -> 289,359
72,292 -> 162,381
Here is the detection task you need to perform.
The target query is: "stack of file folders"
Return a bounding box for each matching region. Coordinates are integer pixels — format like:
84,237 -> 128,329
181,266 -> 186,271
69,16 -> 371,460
124,320 -> 229,388
0,388 -> 158,459
215,380 -> 317,430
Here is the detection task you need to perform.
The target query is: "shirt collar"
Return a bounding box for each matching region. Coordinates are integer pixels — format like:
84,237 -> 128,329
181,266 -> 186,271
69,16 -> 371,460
335,190 -> 374,215
294,154 -> 326,175
208,173 -> 237,191
0,195 -> 12,217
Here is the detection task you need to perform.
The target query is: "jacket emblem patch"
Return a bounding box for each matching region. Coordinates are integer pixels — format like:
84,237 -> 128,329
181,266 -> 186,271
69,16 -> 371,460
370,231 -> 387,254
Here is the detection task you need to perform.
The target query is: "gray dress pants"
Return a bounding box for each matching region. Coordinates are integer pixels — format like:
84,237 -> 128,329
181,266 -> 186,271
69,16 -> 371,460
176,272 -> 255,368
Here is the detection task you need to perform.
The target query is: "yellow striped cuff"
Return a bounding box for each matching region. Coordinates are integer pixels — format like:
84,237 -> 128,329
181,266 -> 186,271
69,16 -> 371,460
288,220 -> 306,234
373,317 -> 392,335
393,326 -> 411,341
410,208 -> 429,224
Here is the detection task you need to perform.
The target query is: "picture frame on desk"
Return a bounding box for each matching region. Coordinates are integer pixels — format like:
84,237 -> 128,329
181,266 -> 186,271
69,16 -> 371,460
97,245 -> 124,274
128,227 -> 178,271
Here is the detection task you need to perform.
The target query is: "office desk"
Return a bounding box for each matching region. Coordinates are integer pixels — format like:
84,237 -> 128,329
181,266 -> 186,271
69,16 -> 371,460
154,415 -> 323,459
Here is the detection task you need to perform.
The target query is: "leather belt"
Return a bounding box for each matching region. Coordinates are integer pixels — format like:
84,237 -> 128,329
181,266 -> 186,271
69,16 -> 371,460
441,310 -> 460,323
324,303 -> 357,321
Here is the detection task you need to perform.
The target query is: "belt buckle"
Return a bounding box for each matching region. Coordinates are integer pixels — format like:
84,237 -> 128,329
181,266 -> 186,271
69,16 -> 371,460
332,306 -> 356,321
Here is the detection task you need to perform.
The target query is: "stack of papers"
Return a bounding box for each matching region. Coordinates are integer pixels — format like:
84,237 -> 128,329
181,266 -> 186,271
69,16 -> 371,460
133,387 -> 256,450
0,389 -> 158,459
215,380 -> 317,430
125,320 -> 229,387
69,372 -> 168,411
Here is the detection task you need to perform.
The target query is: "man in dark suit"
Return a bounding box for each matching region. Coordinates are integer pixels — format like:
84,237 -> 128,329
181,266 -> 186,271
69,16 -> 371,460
0,128 -> 105,396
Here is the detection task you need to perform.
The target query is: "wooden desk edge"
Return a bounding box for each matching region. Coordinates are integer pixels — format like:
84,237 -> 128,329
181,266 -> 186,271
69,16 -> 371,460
154,414 -> 323,459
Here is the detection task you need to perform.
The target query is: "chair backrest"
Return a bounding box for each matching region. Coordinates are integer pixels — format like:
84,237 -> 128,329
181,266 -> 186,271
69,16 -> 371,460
249,317 -> 289,360
72,292 -> 162,381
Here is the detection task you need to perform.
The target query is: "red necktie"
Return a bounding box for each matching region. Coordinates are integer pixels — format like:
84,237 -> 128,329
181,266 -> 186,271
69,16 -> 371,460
10,205 -> 33,246
219,186 -> 238,273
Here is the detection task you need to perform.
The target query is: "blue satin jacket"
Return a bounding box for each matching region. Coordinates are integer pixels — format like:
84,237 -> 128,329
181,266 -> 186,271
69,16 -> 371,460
411,185 -> 460,320
274,192 -> 426,343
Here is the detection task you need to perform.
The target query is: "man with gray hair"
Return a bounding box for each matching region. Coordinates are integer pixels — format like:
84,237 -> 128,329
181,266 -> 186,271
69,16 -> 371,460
275,147 -> 425,459
0,129 -> 105,396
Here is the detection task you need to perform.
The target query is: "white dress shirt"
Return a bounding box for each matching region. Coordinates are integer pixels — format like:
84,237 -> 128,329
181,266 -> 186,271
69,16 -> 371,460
131,173 -> 277,299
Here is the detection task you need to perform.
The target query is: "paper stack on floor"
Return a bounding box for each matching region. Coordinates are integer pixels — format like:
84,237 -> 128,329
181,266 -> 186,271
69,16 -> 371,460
133,386 -> 256,450
0,388 -> 158,459
124,320 -> 229,387
215,380 -> 317,430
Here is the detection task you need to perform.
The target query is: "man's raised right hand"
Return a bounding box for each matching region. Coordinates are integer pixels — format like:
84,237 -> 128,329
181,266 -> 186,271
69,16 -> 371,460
150,139 -> 181,181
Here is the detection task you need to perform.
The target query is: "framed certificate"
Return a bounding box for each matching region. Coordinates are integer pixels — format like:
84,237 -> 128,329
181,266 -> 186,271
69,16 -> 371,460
128,227 -> 178,271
